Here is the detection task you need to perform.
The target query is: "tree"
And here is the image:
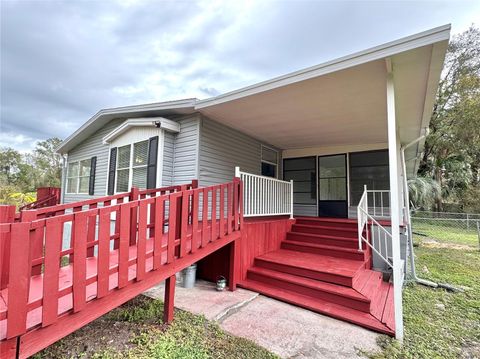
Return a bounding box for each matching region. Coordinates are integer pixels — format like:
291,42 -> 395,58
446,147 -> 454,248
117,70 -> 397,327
0,138 -> 63,205
418,26 -> 480,211
32,138 -> 63,188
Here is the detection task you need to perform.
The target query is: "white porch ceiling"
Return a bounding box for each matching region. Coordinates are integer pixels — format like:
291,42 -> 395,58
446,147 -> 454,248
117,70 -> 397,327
196,25 -> 450,176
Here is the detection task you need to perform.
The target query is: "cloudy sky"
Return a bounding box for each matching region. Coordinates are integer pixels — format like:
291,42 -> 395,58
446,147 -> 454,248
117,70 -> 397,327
1,0 -> 479,152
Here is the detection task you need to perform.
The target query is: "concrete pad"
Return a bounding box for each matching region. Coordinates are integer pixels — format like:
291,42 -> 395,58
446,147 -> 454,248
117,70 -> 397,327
144,280 -> 259,321
144,280 -> 380,358
220,295 -> 380,359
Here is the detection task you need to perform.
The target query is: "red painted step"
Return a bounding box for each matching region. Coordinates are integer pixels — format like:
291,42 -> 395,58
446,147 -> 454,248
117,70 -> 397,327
294,217 -> 358,229
286,231 -> 361,249
281,240 -> 366,261
292,223 -> 358,239
254,249 -> 364,287
247,266 -> 371,312
239,279 -> 395,336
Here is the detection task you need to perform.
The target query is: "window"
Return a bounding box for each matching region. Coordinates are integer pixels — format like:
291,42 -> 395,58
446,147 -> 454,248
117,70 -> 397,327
283,157 -> 316,204
67,159 -> 91,194
261,145 -> 278,178
349,150 -> 389,205
115,140 -> 149,193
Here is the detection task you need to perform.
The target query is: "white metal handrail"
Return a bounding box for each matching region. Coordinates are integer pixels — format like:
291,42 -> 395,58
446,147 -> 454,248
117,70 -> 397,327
235,166 -> 293,218
358,185 -> 393,269
366,189 -> 390,217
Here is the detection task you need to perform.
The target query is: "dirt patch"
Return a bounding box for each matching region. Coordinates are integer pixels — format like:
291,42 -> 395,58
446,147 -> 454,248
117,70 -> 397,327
461,341 -> 480,359
33,297 -> 167,358
421,238 -> 476,251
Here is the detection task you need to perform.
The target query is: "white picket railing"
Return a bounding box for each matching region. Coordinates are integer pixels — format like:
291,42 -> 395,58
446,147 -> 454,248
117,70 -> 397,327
357,185 -> 393,269
366,189 -> 391,217
235,166 -> 293,218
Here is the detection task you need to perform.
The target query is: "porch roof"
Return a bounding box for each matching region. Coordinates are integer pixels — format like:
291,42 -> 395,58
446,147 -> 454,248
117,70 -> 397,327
196,25 -> 450,176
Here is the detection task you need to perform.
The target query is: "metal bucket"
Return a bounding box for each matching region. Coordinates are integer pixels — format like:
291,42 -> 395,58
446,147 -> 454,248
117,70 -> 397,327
182,264 -> 197,288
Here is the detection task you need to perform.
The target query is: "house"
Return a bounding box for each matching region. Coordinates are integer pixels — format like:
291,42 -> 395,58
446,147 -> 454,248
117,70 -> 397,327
55,25 -> 450,340
0,25 -> 449,357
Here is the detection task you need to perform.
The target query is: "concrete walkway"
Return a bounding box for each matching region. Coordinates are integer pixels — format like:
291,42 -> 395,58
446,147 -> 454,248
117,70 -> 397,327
144,280 -> 380,359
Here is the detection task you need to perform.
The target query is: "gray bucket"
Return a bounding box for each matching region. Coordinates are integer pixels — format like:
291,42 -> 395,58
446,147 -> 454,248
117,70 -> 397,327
182,264 -> 197,288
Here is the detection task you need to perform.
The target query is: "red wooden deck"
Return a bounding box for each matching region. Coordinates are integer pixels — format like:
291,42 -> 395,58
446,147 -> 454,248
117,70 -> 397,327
1,181 -> 397,358
239,216 -> 395,335
0,180 -> 243,358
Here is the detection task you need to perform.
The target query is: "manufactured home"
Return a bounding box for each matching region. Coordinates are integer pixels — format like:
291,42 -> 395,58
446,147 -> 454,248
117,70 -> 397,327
0,25 -> 450,357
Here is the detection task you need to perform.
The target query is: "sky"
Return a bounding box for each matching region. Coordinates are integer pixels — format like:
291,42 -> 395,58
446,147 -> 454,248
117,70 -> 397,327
1,0 -> 479,152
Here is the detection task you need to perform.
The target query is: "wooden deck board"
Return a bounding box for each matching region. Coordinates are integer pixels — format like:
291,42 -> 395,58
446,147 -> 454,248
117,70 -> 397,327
0,220 -> 228,341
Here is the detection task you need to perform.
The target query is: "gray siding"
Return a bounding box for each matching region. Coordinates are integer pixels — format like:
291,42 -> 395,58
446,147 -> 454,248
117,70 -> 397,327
64,118 -> 124,203
162,131 -> 175,186
172,115 -> 200,184
198,116 -> 280,187
293,204 -> 317,217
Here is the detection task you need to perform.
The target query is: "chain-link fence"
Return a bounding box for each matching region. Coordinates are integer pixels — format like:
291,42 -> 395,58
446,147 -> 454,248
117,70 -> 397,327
411,210 -> 480,248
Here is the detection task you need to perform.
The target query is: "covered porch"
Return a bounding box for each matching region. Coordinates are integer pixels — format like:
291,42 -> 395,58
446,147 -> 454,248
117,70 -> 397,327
196,25 -> 450,340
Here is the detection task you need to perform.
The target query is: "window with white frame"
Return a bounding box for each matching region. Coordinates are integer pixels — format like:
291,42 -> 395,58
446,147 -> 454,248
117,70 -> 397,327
66,159 -> 91,194
115,140 -> 149,193
261,145 -> 278,178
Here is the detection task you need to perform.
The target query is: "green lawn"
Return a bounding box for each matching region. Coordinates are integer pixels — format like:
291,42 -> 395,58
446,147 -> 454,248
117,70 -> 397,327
34,296 -> 278,359
370,227 -> 480,358
412,219 -> 479,247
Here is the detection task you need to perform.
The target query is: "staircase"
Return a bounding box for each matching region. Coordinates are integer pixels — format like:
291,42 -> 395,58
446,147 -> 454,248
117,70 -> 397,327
240,217 -> 395,335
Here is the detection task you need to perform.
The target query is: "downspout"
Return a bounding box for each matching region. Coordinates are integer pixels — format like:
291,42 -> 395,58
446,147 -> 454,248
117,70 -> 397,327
400,130 -> 437,288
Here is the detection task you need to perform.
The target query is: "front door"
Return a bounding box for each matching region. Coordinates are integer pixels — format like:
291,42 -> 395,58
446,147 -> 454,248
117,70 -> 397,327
318,154 -> 347,218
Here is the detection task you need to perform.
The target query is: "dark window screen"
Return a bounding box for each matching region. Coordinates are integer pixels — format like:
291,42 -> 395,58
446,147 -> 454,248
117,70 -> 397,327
349,150 -> 389,205
283,157 -> 316,204
262,162 -> 276,177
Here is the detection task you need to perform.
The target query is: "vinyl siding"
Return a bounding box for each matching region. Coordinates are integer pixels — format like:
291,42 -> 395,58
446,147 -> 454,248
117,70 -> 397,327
172,115 -> 200,184
198,116 -> 280,187
162,131 -> 175,186
293,204 -> 317,216
63,118 -> 124,203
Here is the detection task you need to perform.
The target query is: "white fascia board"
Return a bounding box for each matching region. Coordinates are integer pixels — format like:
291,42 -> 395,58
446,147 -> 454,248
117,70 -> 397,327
102,118 -> 180,144
195,24 -> 451,109
57,98 -> 196,153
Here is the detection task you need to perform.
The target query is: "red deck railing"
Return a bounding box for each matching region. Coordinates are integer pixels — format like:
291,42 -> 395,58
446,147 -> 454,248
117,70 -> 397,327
19,187 -> 61,212
0,179 -> 243,358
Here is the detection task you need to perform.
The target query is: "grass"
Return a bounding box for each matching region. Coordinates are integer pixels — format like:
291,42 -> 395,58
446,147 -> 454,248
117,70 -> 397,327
412,220 -> 479,247
370,225 -> 480,358
34,296 -> 278,359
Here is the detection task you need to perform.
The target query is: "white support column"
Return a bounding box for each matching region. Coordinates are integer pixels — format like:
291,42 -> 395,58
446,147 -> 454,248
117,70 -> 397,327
386,63 -> 404,340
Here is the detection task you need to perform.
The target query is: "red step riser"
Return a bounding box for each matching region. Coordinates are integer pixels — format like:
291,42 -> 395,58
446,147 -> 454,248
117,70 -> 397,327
238,281 -> 395,336
295,218 -> 358,229
247,271 -> 371,312
254,258 -> 353,287
292,225 -> 358,238
286,232 -> 359,249
281,242 -> 365,261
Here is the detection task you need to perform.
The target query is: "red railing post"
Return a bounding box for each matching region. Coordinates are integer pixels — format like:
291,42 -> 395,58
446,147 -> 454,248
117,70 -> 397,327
20,210 -> 44,276
129,187 -> 140,245
0,205 -> 15,290
6,222 -> 32,338
163,274 -> 176,324
175,185 -> 187,240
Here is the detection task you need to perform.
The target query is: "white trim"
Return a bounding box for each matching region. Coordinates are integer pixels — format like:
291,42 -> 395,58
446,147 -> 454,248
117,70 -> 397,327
65,157 -> 92,195
57,98 -> 195,154
196,25 -> 450,109
102,118 -> 180,145
282,143 -> 388,159
157,130 -> 165,187
261,144 -> 279,178
386,70 -> 404,340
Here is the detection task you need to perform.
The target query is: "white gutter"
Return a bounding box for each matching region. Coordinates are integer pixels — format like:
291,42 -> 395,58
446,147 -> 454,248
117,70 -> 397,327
400,130 -> 437,288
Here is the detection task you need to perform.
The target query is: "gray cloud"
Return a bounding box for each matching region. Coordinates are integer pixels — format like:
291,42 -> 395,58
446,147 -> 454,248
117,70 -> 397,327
1,0 -> 479,151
